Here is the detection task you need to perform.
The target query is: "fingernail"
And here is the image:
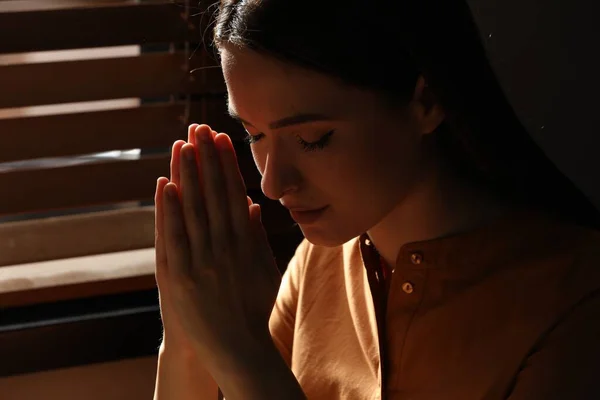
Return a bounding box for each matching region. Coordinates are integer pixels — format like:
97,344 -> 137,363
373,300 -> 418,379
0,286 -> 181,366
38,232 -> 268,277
165,183 -> 178,200
184,146 -> 194,161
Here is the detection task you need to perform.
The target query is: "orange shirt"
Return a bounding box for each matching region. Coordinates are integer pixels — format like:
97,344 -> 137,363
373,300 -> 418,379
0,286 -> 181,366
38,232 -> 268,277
269,209 -> 600,399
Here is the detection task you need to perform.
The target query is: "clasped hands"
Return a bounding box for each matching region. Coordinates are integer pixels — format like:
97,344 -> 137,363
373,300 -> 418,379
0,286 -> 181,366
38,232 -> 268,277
154,123 -> 282,373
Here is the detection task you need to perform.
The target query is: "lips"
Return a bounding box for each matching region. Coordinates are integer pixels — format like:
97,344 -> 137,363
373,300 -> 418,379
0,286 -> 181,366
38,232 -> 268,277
287,207 -> 326,212
288,205 -> 329,224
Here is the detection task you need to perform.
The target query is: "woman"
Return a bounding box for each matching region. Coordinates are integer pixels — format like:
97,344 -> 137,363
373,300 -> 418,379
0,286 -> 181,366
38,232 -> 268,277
153,0 -> 600,399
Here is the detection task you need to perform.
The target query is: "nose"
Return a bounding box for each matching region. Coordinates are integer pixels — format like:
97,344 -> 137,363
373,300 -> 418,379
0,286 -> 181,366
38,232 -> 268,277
258,146 -> 301,201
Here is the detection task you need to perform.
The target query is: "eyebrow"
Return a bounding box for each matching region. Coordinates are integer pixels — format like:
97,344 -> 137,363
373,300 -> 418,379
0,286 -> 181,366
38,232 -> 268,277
227,108 -> 333,130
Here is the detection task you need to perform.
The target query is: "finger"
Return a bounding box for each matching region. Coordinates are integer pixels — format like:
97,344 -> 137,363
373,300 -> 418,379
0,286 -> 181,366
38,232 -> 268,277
215,133 -> 251,238
249,204 -> 268,251
194,126 -> 234,255
155,177 -> 170,280
188,124 -> 216,146
155,177 -> 174,332
163,182 -> 192,279
247,196 -> 253,207
187,123 -> 200,144
189,125 -> 213,174
249,204 -> 281,283
180,143 -> 212,268
170,140 -> 187,190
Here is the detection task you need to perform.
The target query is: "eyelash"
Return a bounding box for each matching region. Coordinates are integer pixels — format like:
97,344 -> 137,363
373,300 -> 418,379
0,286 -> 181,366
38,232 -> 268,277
243,130 -> 334,152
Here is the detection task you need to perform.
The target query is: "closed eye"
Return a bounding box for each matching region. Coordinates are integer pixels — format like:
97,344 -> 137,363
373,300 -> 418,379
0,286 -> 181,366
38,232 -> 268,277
295,130 -> 334,152
243,130 -> 334,152
243,132 -> 264,145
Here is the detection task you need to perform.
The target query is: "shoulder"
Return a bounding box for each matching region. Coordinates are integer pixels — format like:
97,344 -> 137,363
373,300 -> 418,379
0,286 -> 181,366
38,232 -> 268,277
560,223 -> 600,306
504,214 -> 600,329
506,224 -> 600,398
498,208 -> 600,286
538,219 -> 600,297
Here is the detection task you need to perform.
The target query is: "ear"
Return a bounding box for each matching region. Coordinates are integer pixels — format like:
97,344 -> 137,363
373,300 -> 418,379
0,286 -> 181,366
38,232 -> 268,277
408,75 -> 446,135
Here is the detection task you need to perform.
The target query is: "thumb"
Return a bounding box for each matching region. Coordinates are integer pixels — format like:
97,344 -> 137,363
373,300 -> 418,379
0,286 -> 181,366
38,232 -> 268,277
251,202 -> 261,223
249,203 -> 281,280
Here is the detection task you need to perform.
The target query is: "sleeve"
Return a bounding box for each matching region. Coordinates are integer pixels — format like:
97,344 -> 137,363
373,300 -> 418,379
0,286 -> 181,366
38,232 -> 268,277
268,239 -> 310,368
506,290 -> 600,400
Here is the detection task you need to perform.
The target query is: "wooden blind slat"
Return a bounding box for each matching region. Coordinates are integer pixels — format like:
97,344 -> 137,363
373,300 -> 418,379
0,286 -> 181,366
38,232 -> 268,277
0,99 -> 246,163
0,198 -> 294,267
0,103 -> 194,162
0,155 -> 169,215
0,1 -> 203,54
0,231 -> 301,309
0,206 -> 155,267
0,306 -> 162,378
0,52 -> 226,109
0,150 -> 260,216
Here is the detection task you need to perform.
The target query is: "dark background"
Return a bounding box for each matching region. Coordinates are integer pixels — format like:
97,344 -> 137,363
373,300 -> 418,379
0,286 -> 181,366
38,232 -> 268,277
468,0 -> 599,208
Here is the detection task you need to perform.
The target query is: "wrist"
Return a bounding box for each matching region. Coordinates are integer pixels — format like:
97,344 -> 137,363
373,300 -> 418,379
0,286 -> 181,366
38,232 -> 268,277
159,339 -> 199,363
210,334 -> 305,400
155,341 -> 219,400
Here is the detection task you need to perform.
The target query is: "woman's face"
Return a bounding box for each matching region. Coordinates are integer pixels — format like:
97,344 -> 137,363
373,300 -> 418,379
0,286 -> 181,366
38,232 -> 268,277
221,46 -> 434,247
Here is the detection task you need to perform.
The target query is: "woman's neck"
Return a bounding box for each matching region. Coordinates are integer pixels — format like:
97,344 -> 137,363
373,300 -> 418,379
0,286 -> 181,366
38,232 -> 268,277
366,162 -> 516,269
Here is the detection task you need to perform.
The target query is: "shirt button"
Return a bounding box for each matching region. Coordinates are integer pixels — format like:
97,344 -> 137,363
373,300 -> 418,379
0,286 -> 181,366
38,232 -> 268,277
402,281 -> 415,294
410,252 -> 423,265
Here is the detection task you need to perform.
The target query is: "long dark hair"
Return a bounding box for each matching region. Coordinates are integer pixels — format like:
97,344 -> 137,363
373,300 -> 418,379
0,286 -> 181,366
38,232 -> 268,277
212,0 -> 600,230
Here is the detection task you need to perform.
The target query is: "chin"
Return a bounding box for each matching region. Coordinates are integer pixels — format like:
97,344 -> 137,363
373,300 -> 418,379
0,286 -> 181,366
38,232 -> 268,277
298,223 -> 362,248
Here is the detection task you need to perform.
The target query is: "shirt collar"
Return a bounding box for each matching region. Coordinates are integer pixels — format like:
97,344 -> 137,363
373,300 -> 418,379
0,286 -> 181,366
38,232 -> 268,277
358,207 -> 574,276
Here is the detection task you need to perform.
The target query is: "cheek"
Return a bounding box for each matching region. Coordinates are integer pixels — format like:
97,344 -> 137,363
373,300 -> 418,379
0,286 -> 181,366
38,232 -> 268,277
365,122 -> 422,173
329,129 -> 423,204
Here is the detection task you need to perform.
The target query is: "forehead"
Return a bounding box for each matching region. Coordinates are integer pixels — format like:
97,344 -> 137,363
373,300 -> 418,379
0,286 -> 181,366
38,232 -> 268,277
220,46 -> 367,120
